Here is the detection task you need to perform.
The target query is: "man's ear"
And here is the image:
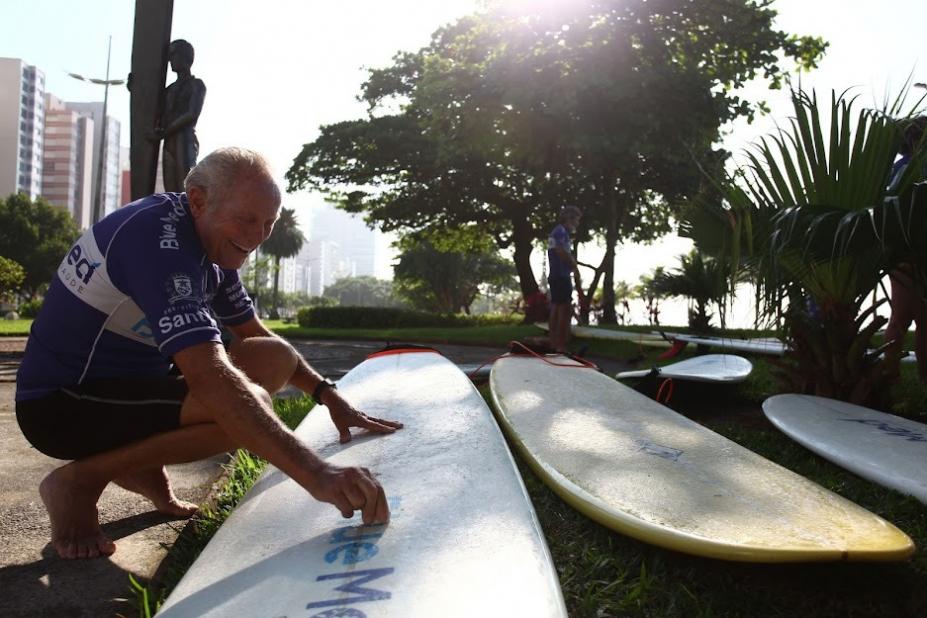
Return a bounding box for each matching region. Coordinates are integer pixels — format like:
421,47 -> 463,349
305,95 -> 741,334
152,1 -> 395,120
187,186 -> 207,218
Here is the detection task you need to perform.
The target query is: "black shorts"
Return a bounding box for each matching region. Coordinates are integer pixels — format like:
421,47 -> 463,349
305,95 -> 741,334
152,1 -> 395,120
548,276 -> 573,304
16,376 -> 188,460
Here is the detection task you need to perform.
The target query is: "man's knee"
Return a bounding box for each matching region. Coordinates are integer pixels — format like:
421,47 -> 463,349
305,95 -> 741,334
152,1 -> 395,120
228,336 -> 298,393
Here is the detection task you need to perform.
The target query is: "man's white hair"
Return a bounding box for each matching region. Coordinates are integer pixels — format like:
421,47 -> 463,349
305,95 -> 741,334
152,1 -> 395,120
184,147 -> 280,204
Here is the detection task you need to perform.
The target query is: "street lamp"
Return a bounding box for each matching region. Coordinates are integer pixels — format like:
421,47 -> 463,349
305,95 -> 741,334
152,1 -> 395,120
915,83 -> 927,90
67,36 -> 124,225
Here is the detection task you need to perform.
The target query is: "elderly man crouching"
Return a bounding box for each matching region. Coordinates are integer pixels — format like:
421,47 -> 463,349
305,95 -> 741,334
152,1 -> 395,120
15,147 -> 401,559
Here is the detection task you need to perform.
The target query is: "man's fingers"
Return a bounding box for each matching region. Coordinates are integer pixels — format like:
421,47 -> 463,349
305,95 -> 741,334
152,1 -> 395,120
338,426 -> 352,444
360,481 -> 389,526
373,485 -> 390,524
342,483 -> 366,510
368,417 -> 404,429
353,472 -> 381,525
358,416 -> 402,435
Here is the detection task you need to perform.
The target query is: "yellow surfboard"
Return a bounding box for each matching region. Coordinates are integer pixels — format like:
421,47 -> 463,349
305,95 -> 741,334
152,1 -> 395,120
489,355 -> 914,562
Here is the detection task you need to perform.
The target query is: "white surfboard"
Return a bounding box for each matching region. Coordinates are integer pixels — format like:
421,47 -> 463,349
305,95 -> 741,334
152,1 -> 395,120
616,354 -> 753,383
763,394 -> 927,505
490,355 -> 914,562
534,323 -> 669,347
159,349 -> 566,617
671,333 -> 788,356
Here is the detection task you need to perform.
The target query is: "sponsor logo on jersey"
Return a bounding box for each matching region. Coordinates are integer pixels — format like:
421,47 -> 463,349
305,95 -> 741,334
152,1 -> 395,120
167,273 -> 195,304
60,243 -> 102,294
159,200 -> 188,250
158,306 -> 215,335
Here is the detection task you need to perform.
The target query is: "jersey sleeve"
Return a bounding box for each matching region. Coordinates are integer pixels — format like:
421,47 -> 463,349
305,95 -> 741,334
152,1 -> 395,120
111,242 -> 223,358
211,269 -> 255,327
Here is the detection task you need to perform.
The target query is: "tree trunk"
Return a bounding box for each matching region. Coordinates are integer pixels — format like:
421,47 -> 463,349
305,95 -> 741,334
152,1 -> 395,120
511,214 -> 546,323
512,215 -> 539,298
599,183 -> 622,324
579,252 -> 608,325
270,255 -> 281,320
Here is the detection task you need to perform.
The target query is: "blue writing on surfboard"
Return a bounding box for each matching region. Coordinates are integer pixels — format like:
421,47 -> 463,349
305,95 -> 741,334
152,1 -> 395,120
307,609 -> 367,618
306,496 -> 402,616
305,568 -> 395,610
840,419 -> 927,442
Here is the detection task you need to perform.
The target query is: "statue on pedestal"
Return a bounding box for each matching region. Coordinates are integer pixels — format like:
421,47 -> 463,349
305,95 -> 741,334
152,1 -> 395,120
154,39 -> 206,192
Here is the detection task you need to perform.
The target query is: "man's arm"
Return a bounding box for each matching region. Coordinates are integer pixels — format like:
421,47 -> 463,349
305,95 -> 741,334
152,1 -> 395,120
554,246 -> 585,304
226,317 -> 403,443
174,341 -> 388,523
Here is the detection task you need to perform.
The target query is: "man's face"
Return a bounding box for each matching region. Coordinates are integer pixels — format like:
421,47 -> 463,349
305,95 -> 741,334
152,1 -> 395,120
188,177 -> 280,269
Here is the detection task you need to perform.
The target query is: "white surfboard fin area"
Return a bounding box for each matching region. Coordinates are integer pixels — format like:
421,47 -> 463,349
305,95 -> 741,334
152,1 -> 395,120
763,394 -> 927,505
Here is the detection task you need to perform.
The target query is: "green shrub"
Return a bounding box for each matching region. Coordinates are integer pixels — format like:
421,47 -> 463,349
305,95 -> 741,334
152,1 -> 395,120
18,298 -> 42,318
296,306 -> 520,329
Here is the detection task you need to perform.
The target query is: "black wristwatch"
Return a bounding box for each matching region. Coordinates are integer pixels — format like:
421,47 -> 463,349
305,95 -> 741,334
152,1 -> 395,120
311,378 -> 337,405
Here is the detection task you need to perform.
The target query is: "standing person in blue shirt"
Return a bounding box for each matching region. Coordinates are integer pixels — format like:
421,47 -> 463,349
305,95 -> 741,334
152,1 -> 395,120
547,206 -> 583,353
15,147 -> 402,560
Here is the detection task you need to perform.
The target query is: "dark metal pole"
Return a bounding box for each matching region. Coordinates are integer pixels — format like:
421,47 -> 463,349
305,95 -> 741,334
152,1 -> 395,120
129,0 -> 174,200
92,36 -> 112,224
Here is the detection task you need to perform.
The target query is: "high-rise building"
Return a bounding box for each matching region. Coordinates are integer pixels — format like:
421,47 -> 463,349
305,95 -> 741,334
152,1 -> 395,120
310,204 -> 378,278
120,146 -> 132,207
65,101 -> 122,219
306,238 -> 353,296
0,58 -> 45,199
278,244 -> 313,296
41,94 -> 94,229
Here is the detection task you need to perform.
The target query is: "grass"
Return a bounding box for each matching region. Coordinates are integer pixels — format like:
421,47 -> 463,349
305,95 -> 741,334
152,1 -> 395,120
0,319 -> 31,336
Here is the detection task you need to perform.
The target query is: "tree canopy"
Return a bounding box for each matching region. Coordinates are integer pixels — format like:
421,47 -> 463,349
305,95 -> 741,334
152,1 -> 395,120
0,193 -> 80,298
0,256 -> 25,303
323,276 -> 403,308
393,227 -> 516,314
287,0 -> 826,320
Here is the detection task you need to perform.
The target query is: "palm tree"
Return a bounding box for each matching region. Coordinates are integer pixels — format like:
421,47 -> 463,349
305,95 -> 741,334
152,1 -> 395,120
635,267 -> 665,326
651,251 -> 727,334
692,85 -> 926,405
261,207 -> 305,319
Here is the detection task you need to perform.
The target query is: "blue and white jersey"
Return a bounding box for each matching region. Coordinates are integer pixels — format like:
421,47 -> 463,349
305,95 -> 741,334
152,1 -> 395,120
547,224 -> 572,278
16,193 -> 255,401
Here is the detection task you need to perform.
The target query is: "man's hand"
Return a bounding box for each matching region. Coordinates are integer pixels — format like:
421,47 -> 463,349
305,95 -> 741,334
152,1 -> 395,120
310,463 -> 390,524
326,398 -> 404,444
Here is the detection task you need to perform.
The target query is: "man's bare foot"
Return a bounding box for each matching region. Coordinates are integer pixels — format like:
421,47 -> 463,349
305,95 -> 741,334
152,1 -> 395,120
114,467 -> 199,517
39,466 -> 115,560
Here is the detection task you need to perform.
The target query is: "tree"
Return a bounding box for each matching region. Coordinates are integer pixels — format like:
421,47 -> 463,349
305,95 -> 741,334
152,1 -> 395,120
0,256 -> 25,303
393,227 -> 516,314
322,276 -> 403,308
287,0 -> 826,322
260,207 -> 305,319
636,267 -> 665,326
651,251 -> 728,333
0,193 -> 79,298
691,87 -> 927,405
240,252 -> 273,317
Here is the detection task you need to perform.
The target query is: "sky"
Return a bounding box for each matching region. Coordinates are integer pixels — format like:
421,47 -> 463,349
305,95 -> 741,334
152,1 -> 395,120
2,0 -> 926,323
